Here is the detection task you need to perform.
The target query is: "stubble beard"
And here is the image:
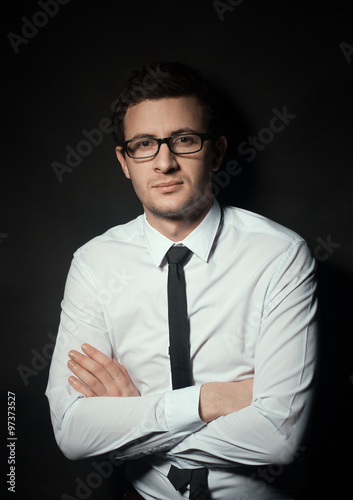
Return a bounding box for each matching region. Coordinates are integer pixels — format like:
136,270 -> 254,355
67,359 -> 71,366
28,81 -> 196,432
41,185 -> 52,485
144,180 -> 214,225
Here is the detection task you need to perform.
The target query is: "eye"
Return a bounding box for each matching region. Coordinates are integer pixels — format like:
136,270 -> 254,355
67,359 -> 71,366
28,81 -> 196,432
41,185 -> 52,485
128,138 -> 157,155
175,134 -> 195,144
136,139 -> 155,149
171,134 -> 201,153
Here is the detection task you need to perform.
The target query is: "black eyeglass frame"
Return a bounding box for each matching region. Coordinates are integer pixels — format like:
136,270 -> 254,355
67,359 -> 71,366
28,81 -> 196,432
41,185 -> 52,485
121,132 -> 215,159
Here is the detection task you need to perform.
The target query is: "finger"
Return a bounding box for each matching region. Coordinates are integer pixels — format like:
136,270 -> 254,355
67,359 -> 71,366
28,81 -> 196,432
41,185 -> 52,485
113,358 -> 140,397
67,358 -> 106,396
113,358 -> 133,381
68,375 -> 95,398
69,347 -> 126,394
112,357 -> 127,373
69,349 -> 112,383
81,344 -> 126,379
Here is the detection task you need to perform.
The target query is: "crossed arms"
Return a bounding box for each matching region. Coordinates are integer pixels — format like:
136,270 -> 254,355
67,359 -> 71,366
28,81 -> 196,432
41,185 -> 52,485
67,343 -> 254,423
46,240 -> 317,468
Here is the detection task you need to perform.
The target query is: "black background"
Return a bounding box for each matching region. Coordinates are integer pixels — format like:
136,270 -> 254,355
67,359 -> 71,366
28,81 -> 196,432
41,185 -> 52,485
2,1 -> 353,498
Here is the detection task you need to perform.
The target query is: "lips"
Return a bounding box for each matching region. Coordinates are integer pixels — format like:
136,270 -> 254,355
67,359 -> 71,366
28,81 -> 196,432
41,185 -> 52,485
153,181 -> 183,192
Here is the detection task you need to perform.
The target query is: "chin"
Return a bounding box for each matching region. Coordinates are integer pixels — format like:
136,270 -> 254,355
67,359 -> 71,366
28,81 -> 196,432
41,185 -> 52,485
148,197 -> 211,222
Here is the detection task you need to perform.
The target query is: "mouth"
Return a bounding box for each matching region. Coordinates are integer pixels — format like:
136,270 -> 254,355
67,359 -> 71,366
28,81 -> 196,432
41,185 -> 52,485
153,181 -> 184,192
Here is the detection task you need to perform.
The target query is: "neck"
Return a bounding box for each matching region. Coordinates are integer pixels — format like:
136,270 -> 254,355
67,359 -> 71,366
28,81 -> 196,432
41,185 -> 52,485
145,200 -> 213,241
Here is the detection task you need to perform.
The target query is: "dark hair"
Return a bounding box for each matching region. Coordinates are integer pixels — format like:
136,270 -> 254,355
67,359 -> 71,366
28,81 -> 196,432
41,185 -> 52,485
111,61 -> 224,145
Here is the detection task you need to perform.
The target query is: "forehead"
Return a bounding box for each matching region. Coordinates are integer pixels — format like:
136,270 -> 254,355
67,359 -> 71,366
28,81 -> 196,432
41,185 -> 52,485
123,96 -> 205,138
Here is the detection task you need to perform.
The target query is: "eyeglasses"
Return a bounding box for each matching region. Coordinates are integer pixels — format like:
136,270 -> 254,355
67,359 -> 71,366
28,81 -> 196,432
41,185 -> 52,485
122,132 -> 214,159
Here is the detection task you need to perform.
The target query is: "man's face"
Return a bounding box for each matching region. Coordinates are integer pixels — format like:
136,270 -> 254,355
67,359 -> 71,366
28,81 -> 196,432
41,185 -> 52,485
116,96 -> 226,223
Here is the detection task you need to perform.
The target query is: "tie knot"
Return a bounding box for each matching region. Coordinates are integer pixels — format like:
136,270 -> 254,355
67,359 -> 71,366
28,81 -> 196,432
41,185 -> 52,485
166,246 -> 192,266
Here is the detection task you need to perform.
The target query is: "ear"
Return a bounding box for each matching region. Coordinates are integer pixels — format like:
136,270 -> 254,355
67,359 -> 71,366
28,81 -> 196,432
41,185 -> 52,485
115,147 -> 131,179
212,136 -> 227,172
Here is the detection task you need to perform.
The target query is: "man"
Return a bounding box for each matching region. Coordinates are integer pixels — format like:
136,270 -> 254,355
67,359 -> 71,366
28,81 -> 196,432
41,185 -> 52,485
46,62 -> 318,500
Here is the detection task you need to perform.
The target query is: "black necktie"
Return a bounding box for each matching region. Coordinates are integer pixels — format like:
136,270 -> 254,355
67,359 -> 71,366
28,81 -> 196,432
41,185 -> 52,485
168,465 -> 208,500
166,245 -> 193,389
166,246 -> 209,500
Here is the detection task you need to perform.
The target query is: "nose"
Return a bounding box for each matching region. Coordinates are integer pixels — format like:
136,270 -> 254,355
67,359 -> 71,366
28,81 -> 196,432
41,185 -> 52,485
153,143 -> 179,174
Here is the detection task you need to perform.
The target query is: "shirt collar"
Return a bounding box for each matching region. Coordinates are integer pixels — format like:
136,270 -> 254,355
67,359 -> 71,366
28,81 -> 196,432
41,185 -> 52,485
143,199 -> 222,267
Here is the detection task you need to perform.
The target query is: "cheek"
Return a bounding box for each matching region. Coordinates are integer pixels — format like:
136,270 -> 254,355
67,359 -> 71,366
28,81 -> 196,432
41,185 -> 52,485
194,163 -> 213,185
129,170 -> 149,196
125,162 -> 143,185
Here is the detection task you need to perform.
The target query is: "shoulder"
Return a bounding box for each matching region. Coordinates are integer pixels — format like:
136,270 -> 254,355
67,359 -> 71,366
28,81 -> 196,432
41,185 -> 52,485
73,214 -> 145,261
222,205 -> 305,246
221,205 -> 315,282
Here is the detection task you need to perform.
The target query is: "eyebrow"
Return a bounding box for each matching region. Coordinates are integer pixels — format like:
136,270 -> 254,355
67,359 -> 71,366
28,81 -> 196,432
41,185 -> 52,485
128,127 -> 199,141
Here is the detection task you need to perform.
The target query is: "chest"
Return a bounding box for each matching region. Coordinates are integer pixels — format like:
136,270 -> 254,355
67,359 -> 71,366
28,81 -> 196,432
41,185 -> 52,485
97,250 -> 273,393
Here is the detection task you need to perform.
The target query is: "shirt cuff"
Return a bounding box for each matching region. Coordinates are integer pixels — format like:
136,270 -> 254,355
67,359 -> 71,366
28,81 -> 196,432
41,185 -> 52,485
164,385 -> 205,436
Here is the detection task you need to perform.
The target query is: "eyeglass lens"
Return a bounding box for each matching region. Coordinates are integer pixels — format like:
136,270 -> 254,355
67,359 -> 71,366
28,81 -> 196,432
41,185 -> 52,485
127,134 -> 203,158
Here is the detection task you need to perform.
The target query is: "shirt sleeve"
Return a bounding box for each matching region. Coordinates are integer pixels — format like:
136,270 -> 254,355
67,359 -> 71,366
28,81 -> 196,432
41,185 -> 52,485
45,257 -> 205,461
163,241 -> 318,469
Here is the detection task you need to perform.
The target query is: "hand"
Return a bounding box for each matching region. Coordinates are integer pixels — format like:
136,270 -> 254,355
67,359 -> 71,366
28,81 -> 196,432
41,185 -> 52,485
67,343 -> 140,398
199,379 -> 253,423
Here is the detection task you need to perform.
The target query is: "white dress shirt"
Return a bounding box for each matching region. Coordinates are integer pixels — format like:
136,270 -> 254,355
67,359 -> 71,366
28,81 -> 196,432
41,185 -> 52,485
46,199 -> 318,499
